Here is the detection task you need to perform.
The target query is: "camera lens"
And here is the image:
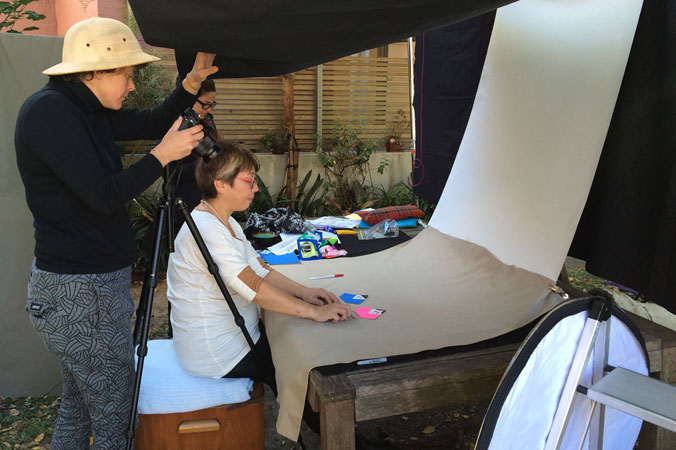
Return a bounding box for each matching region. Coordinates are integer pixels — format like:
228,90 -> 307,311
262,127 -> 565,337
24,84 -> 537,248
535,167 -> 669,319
178,108 -> 220,161
193,135 -> 219,161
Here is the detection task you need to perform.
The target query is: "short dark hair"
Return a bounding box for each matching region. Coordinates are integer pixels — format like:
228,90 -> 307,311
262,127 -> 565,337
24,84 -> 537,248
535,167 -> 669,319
195,140 -> 260,199
51,64 -> 149,84
52,71 -> 97,83
197,78 -> 216,98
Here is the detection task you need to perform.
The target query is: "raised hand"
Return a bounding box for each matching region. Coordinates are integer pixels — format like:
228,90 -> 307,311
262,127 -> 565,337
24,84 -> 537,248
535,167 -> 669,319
183,52 -> 219,94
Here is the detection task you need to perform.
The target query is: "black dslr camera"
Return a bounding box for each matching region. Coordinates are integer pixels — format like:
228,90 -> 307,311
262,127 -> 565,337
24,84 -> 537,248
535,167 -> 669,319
178,108 -> 220,161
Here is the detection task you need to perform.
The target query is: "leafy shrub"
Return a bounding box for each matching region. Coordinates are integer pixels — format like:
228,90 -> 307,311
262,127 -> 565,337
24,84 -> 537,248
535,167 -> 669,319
417,197 -> 436,222
372,181 -> 436,221
292,170 -> 327,217
316,123 -> 383,214
373,181 -> 414,208
0,0 -> 45,33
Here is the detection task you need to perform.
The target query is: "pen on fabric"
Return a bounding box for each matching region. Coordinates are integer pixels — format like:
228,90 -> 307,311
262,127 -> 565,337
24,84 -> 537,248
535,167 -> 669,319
357,357 -> 387,365
309,274 -> 344,280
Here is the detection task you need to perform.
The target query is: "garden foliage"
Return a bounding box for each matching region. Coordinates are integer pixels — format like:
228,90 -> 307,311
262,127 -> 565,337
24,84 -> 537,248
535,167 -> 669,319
0,0 -> 45,33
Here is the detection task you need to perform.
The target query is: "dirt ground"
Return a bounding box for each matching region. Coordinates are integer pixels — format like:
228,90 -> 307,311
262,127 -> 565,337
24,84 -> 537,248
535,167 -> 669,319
132,279 -> 487,450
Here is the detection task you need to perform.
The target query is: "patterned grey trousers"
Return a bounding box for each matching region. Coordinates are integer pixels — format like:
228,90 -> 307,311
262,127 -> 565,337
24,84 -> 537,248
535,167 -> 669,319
26,262 -> 135,450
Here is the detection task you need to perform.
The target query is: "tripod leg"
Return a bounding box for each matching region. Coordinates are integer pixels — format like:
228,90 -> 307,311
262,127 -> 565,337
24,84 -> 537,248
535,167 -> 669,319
133,262 -> 155,346
163,165 -> 176,339
126,201 -> 168,450
133,197 -> 168,346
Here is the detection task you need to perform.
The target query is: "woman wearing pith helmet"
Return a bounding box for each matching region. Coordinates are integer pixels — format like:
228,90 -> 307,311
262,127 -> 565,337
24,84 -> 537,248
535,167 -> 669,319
14,17 -> 217,449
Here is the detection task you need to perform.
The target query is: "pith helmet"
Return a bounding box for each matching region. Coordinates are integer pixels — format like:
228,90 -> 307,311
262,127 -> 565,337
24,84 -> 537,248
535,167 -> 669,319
43,17 -> 160,75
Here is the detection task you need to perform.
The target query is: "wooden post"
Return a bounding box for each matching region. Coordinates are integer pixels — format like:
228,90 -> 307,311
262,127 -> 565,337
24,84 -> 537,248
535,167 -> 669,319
283,74 -> 299,205
316,64 -> 323,150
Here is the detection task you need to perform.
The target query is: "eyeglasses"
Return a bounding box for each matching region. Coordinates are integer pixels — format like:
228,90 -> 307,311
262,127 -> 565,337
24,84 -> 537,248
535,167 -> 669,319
196,99 -> 217,110
236,176 -> 258,188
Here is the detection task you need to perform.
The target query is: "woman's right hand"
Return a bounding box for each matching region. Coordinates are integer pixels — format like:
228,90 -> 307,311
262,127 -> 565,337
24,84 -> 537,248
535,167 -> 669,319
151,117 -> 205,166
312,303 -> 355,323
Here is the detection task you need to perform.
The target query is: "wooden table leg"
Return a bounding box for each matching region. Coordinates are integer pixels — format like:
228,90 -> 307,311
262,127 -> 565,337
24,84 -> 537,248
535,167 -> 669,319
309,371 -> 356,450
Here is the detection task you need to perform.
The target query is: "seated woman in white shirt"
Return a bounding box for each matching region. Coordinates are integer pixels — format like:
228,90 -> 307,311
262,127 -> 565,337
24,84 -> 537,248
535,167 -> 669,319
167,141 -> 353,391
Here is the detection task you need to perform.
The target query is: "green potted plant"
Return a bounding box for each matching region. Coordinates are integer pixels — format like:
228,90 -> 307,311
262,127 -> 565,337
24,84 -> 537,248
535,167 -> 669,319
261,130 -> 288,154
385,109 -> 407,152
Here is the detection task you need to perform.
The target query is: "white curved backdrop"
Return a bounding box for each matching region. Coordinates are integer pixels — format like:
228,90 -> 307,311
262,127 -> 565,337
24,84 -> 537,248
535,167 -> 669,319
430,0 -> 643,281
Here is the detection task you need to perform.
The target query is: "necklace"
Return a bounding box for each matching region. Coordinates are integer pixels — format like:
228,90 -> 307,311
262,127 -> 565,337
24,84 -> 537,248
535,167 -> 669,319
201,200 -> 239,240
201,199 -> 227,225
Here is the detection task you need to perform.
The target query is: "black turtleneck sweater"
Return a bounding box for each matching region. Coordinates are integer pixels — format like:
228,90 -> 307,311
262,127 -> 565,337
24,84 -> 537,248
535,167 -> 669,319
14,78 -> 196,274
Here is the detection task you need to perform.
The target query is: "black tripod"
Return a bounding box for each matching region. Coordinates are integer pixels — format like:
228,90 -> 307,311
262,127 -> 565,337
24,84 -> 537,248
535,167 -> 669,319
125,164 -> 260,450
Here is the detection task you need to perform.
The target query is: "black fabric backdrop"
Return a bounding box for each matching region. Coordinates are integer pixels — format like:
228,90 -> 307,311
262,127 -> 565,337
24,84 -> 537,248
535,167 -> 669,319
128,0 -> 515,78
569,0 -> 676,312
411,13 -> 495,203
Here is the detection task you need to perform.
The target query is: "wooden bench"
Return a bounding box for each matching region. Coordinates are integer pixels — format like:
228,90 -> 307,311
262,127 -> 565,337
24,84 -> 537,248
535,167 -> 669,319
307,313 -> 676,450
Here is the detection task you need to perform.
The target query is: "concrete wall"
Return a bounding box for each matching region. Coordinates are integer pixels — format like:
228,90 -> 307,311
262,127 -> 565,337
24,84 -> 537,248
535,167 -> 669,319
0,33 -> 64,397
53,0 -> 97,35
255,152 -> 411,198
96,0 -> 128,22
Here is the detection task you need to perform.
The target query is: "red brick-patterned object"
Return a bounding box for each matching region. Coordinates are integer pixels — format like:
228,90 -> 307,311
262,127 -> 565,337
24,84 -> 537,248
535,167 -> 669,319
357,205 -> 424,226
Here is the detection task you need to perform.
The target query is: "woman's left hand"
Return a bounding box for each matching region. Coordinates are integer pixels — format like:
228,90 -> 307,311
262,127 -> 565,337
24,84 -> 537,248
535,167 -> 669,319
183,52 -> 219,94
301,287 -> 341,306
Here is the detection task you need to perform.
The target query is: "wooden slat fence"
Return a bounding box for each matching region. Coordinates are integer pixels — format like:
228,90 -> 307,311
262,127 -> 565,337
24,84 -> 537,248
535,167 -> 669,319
145,49 -> 411,152
321,56 -> 411,150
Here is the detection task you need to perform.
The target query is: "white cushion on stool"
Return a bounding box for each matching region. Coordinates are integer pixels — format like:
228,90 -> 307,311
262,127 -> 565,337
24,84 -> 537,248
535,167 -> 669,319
136,339 -> 253,414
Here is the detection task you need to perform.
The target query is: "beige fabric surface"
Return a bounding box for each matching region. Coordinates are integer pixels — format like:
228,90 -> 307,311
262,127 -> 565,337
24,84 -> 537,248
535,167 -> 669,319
265,227 -> 562,439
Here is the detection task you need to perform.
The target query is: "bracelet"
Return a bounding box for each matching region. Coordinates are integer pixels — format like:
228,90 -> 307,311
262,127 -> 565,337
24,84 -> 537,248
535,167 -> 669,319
150,147 -> 167,167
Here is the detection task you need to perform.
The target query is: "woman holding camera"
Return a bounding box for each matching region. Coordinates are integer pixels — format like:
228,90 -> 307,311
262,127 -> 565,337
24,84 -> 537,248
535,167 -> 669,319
15,17 -> 217,449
